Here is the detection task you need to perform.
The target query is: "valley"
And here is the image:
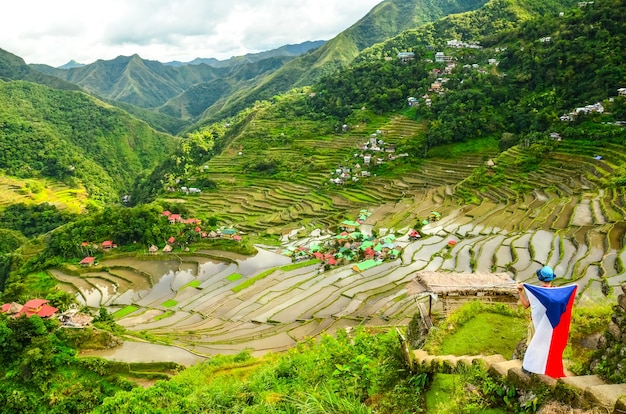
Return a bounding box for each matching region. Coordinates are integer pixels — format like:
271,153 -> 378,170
47,134 -> 622,364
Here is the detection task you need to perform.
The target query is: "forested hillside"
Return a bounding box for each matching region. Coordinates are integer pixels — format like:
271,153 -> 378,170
0,81 -> 178,201
192,0 -> 493,125
26,0 -> 495,135
0,48 -> 80,92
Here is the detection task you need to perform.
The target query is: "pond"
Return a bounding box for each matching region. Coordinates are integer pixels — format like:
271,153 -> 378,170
80,341 -> 205,366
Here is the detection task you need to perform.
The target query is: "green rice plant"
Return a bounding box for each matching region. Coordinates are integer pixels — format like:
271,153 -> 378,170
423,301 -> 526,357
226,273 -> 242,282
161,299 -> 178,308
180,280 -> 201,290
112,305 -> 139,319
154,310 -> 175,321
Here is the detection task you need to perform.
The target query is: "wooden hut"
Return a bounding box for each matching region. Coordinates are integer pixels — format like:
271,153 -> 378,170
407,271 -> 518,320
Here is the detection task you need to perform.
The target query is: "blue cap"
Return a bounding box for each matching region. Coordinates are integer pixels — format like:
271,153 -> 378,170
536,266 -> 555,282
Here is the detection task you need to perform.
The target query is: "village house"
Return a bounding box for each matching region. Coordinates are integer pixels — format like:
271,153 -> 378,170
407,271 -> 517,318
221,229 -> 237,239
618,88 -> 626,96
397,52 -> 415,62
79,256 -> 96,267
1,299 -> 58,319
59,309 -> 93,327
101,240 -> 115,250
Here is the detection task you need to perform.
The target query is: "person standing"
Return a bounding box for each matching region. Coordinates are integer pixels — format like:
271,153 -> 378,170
518,265 -> 555,309
517,265 -> 577,378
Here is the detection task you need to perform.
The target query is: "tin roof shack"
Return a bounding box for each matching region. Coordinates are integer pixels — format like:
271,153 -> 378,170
407,271 -> 518,320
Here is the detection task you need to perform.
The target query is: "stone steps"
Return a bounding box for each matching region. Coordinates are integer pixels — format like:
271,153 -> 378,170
410,349 -> 626,412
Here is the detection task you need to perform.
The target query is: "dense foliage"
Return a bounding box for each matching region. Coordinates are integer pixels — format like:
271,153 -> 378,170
0,314 -> 134,414
311,0 -> 625,155
0,203 -> 77,238
95,328 -> 427,414
0,81 -> 178,201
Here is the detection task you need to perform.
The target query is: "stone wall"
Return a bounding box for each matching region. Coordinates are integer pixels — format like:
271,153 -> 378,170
589,283 -> 626,384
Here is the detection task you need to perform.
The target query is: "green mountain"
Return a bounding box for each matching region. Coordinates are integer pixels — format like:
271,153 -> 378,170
163,40 -> 326,67
0,80 -> 179,202
0,48 -> 80,91
0,1 -> 625,412
192,0 -> 494,125
27,0 -> 493,135
32,54 -> 225,109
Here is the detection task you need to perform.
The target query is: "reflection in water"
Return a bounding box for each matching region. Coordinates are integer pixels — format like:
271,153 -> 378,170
237,247 -> 293,276
79,341 -> 205,366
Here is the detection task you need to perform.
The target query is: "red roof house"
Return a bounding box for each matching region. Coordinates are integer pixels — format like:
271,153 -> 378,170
162,210 -> 172,216
79,256 -> 96,266
167,236 -> 176,244
17,299 -> 58,318
168,214 -> 181,223
102,240 -> 114,249
1,302 -> 23,315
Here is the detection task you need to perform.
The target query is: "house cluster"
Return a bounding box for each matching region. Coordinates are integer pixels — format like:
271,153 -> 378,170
1,298 -> 58,318
429,77 -> 450,93
1,299 -> 94,327
151,211 -> 242,254
330,131 -> 408,185
78,240 -> 118,266
446,39 -> 482,49
560,102 -> 605,121
284,213 -> 404,272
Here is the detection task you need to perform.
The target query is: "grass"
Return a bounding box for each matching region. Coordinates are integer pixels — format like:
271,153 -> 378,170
154,310 -> 175,321
161,299 -> 178,308
180,280 -> 201,290
427,136 -> 498,159
226,273 -> 243,282
423,301 -> 527,357
438,312 -> 526,357
112,305 -> 139,319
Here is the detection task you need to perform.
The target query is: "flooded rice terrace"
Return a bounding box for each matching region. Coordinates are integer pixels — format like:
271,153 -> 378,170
63,204 -> 625,365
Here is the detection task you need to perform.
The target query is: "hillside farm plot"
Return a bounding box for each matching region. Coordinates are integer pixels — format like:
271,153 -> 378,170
63,143 -> 626,362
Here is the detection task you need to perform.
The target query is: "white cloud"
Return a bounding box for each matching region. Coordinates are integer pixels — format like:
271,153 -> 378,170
0,0 -> 382,66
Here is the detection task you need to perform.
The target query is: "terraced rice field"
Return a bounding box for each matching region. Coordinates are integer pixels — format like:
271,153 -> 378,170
55,122 -> 626,362
53,178 -> 625,361
0,176 -> 87,212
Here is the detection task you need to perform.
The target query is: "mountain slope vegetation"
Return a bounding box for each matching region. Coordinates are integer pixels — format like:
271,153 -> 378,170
27,0 -> 494,135
192,0 -> 494,126
0,48 -> 80,92
0,80 -> 178,201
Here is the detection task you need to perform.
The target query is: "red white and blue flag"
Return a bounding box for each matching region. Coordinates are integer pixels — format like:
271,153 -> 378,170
522,284 -> 577,378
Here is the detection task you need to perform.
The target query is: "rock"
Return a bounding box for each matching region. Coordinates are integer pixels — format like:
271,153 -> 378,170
621,282 -> 626,295
619,294 -> 626,311
578,333 -> 602,350
607,321 -> 621,339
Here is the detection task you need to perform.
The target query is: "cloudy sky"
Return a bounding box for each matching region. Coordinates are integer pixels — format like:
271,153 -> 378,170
0,0 -> 383,67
